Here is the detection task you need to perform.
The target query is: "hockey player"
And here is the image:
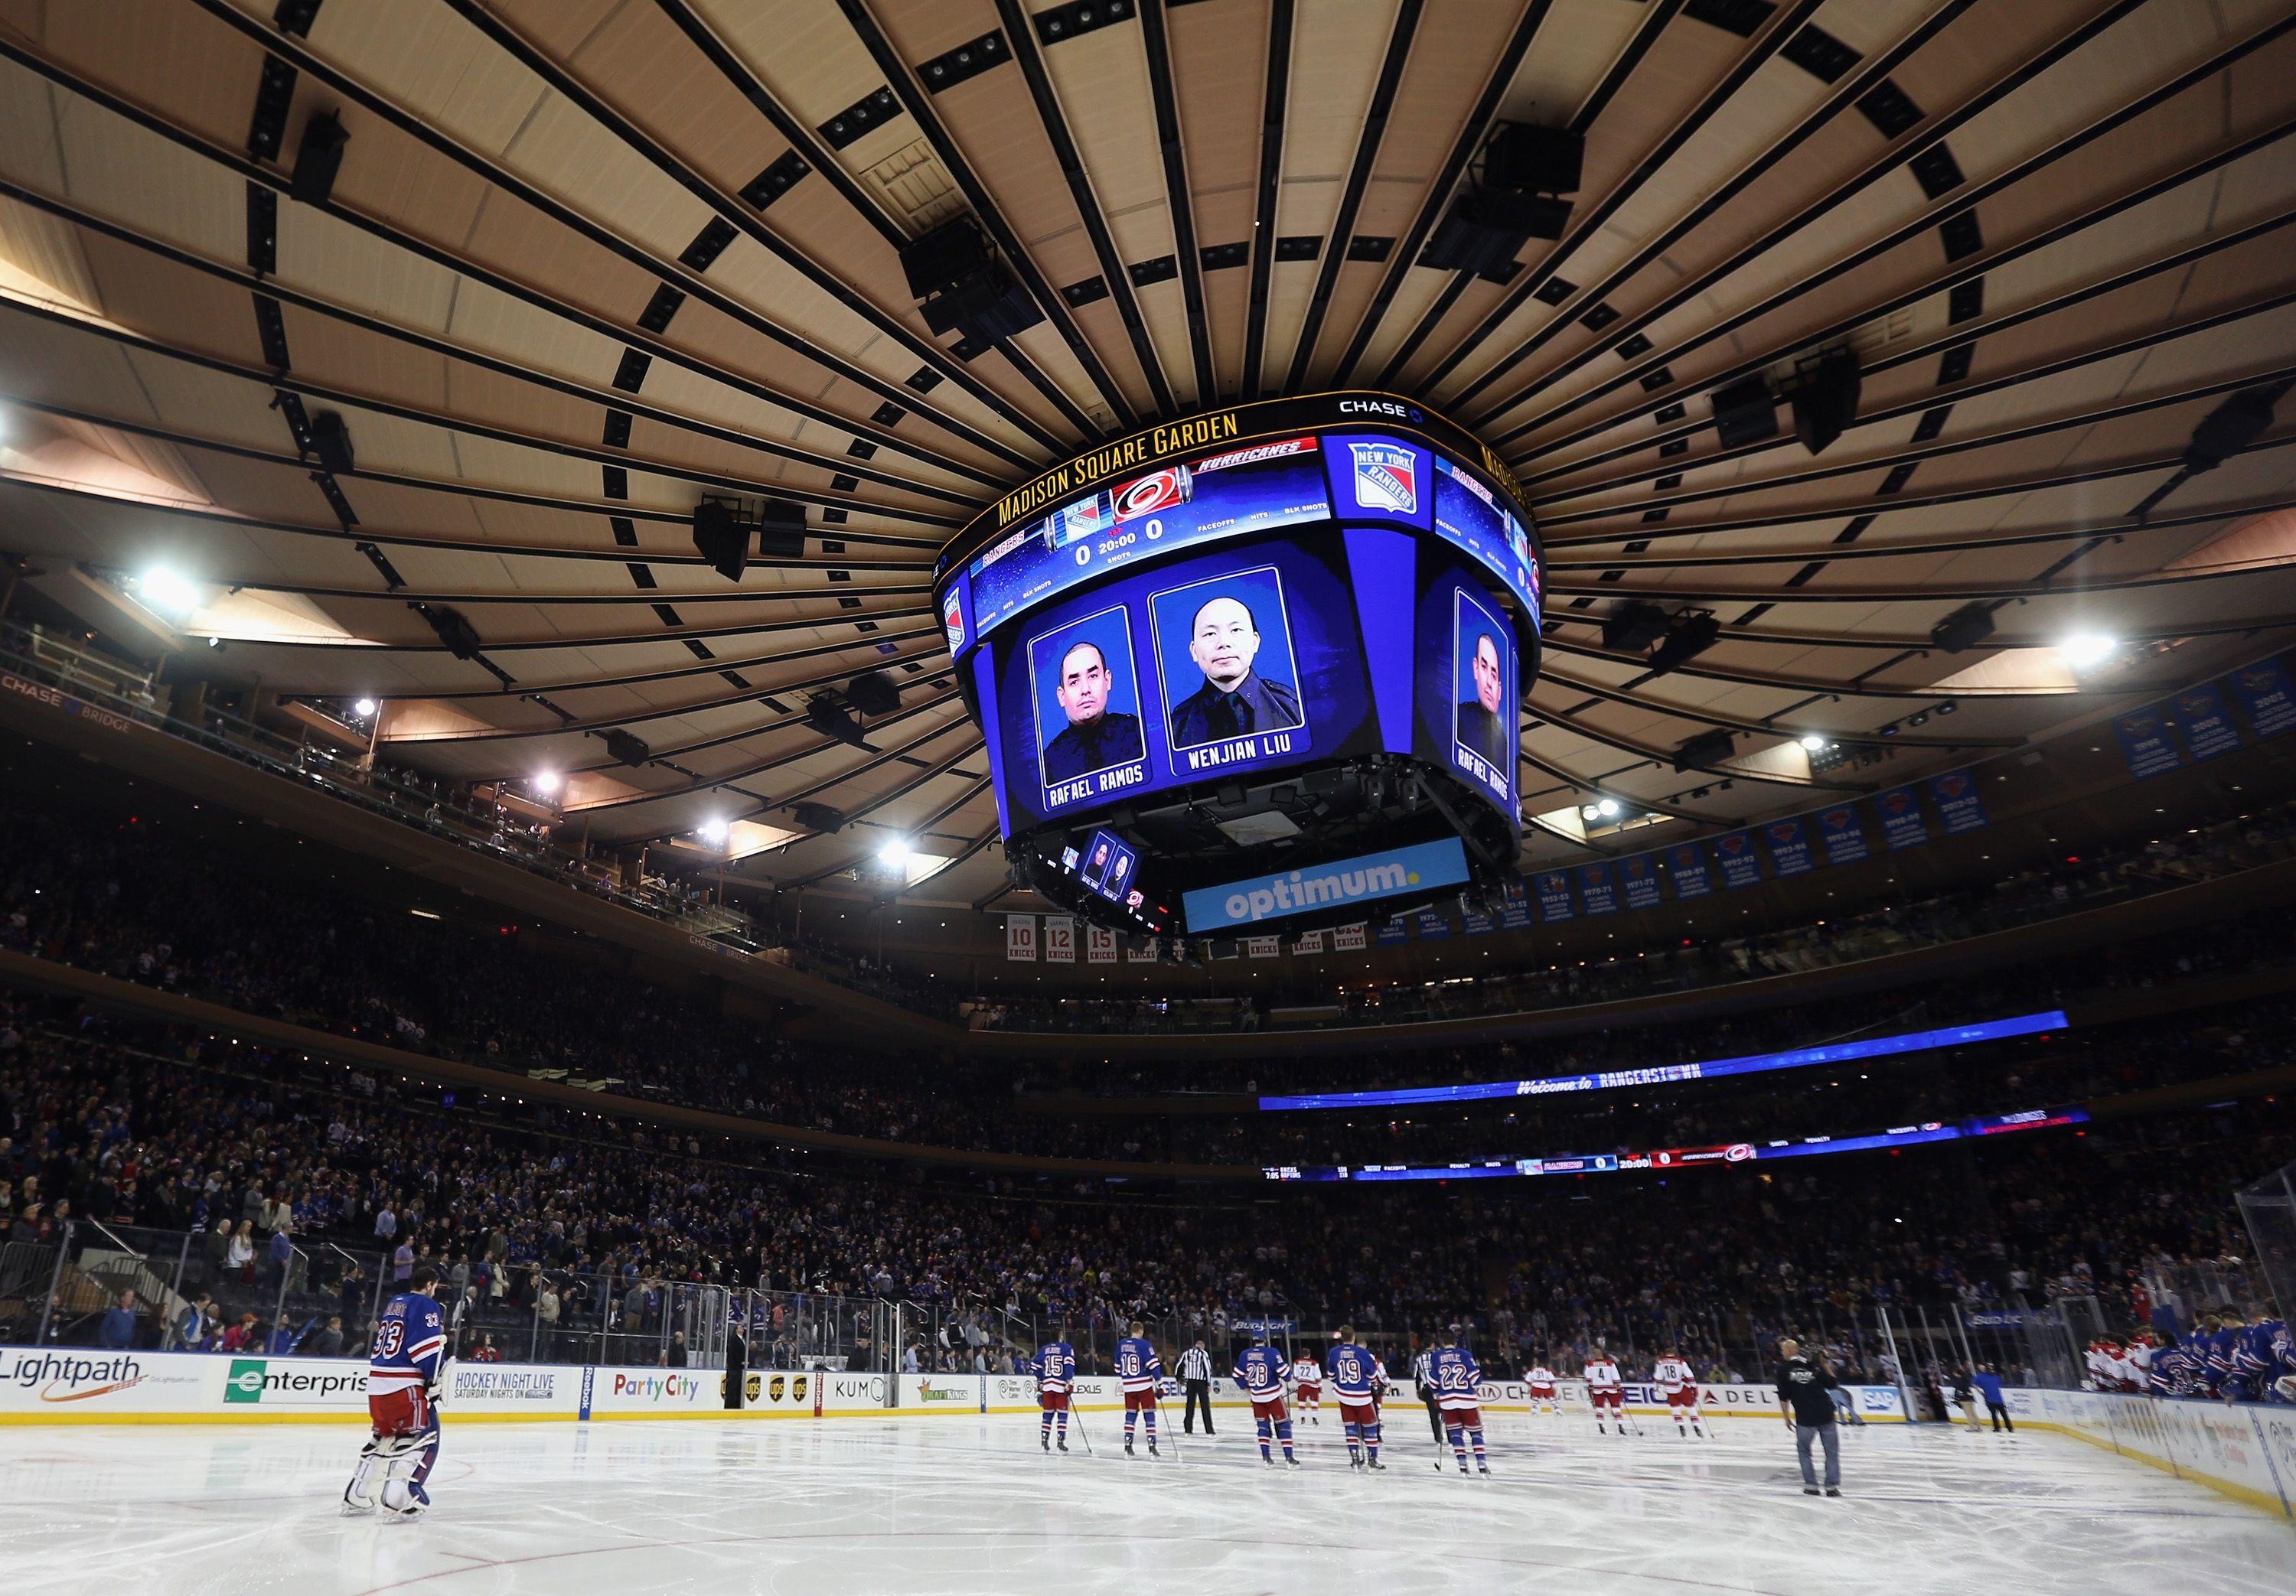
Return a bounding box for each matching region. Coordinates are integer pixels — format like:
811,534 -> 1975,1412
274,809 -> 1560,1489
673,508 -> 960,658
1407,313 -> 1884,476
1584,1349 -> 1626,1436
1652,1346 -> 1705,1438
344,1261 -> 446,1519
1234,1331 -> 1300,1467
1114,1321 -> 1163,1457
1290,1348 -> 1322,1424
1035,1330 -> 1077,1452
1427,1327 -> 1489,1476
1527,1357 -> 1561,1418
1411,1344 -> 1444,1444
2227,1306 -> 2279,1404
1326,1327 -> 1386,1470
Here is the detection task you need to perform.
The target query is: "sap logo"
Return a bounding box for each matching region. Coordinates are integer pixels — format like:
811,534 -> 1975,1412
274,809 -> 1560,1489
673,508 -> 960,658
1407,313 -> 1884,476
1339,399 -> 1411,418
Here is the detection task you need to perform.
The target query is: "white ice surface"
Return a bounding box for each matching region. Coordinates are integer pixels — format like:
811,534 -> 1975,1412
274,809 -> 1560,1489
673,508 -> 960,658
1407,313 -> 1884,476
1,1412 -> 2289,1594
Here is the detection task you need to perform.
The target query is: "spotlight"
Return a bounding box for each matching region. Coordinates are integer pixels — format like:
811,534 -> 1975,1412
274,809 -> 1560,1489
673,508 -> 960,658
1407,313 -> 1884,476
1580,804 -> 1602,821
137,568 -> 200,617
879,839 -> 913,868
1907,711 -> 1930,728
352,697 -> 378,719
2058,634 -> 2119,671
532,770 -> 562,795
1596,797 -> 1621,819
1798,732 -> 1828,751
1935,699 -> 1958,716
699,817 -> 729,845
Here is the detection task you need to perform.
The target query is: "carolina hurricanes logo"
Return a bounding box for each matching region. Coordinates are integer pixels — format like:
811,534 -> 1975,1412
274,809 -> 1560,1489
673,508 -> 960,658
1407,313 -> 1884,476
1349,443 -> 1418,514
1113,467 -> 1191,522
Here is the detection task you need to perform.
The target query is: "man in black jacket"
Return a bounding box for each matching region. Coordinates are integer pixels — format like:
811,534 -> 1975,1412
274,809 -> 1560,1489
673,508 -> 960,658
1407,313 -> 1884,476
1776,1337 -> 1844,1497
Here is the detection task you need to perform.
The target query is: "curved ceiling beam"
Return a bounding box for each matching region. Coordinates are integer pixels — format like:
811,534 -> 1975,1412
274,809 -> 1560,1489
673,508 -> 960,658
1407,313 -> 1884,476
768,772 -> 994,890
564,692 -> 967,799
1541,563 -> 2296,608
1533,664 -> 2023,750
182,0 -> 1052,467
1525,690 -> 1871,793
414,625 -> 946,705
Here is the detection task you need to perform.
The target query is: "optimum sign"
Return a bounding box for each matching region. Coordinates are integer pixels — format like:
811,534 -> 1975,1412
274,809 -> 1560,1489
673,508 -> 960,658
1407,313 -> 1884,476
1183,836 -> 1468,931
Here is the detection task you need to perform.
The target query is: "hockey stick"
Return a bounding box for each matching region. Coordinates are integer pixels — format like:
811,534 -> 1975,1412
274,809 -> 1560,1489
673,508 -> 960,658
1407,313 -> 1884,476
1069,1399 -> 1094,1456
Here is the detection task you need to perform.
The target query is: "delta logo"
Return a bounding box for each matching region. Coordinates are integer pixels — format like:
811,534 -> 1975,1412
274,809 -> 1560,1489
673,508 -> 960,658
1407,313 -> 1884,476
1349,442 -> 1417,515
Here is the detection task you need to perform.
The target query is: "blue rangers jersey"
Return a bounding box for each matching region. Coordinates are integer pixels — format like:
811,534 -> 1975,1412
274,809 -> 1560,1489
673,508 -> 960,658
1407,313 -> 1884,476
1326,1341 -> 1385,1402
2231,1322 -> 2275,1392
2206,1325 -> 2241,1391
369,1290 -> 445,1396
1113,1335 -> 1162,1394
1233,1344 -> 1287,1400
1034,1341 -> 1075,1395
1427,1346 -> 1482,1412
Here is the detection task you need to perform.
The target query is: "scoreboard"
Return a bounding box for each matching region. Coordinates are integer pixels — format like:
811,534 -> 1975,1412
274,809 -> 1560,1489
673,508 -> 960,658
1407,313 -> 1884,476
934,392 -> 1542,939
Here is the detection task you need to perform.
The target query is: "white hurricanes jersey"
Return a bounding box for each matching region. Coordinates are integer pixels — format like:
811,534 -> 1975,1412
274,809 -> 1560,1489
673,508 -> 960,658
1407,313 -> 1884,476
1584,1358 -> 1622,1392
1652,1357 -> 1695,1395
1528,1364 -> 1556,1389
1290,1357 -> 1320,1386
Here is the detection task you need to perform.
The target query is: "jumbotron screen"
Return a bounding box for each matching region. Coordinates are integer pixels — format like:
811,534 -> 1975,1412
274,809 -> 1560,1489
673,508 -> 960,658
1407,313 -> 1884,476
934,392 -> 1542,933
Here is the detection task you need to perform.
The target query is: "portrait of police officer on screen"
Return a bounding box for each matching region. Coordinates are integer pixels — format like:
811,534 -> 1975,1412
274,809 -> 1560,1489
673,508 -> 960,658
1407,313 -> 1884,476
1166,594 -> 1303,747
1456,630 -> 1511,772
1042,637 -> 1146,783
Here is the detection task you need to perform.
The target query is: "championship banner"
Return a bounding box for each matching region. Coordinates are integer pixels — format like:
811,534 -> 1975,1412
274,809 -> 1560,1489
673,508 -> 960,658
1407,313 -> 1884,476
1414,909 -> 1452,940
1127,936 -> 1159,962
1761,816 -> 1813,877
1576,860 -> 1618,915
2172,684 -> 2242,761
1618,853 -> 1662,911
2229,657 -> 2296,737
1534,871 -> 1575,922
1461,908 -> 1495,935
1375,915 -> 1411,945
1333,923 -> 1369,952
1874,786 -> 1929,850
1005,914 -> 1039,961
1496,881 -> 1535,929
2112,706 -> 2180,779
1713,831 -> 1763,888
1085,925 -> 1118,963
1043,915 -> 1077,962
1815,805 -> 1868,867
1665,842 -> 1711,898
1246,934 -> 1280,958
1292,928 -> 1329,955
1928,769 -> 1988,834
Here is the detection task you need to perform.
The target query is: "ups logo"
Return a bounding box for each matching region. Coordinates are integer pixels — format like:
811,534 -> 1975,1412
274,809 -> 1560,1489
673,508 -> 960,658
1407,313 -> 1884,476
793,1374 -> 808,1403
745,1373 -> 763,1401
768,1375 -> 785,1402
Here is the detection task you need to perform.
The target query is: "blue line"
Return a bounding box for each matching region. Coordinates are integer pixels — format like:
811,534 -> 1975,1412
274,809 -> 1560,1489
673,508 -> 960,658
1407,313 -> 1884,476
1258,1010 -> 2069,1112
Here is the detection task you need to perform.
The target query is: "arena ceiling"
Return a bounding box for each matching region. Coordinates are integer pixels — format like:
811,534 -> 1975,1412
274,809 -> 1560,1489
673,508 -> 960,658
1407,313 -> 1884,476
3,0 -> 2296,910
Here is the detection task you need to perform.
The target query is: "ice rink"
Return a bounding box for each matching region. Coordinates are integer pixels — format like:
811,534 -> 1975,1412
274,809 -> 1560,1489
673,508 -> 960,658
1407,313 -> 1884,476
2,1412 -> 2289,1594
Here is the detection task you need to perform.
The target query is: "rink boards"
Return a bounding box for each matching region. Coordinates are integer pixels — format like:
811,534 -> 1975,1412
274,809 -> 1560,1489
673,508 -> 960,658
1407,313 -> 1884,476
2004,1386 -> 2296,1520
0,1347 -> 1903,1427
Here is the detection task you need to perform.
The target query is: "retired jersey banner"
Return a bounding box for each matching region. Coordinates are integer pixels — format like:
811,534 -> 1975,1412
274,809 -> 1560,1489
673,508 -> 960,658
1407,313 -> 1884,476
1874,787 -> 1929,850
1665,842 -> 1712,899
1127,936 -> 1159,962
1497,881 -> 1536,930
1618,853 -> 1663,910
1815,806 -> 1869,867
1928,769 -> 1988,835
1333,923 -> 1369,952
1043,915 -> 1076,962
1577,861 -> 1618,916
2230,657 -> 2296,737
1414,909 -> 1452,940
1762,816 -> 1814,877
1006,914 -> 1039,961
2112,706 -> 2180,780
1292,928 -> 1329,955
1375,915 -> 1411,945
2172,684 -> 2242,761
1245,934 -> 1281,959
1086,925 -> 1118,963
1534,871 -> 1576,922
1714,831 -> 1763,889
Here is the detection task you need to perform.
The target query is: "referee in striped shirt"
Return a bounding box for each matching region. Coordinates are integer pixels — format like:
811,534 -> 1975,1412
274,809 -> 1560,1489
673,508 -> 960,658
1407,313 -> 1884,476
1179,1339 -> 1215,1435
1413,1345 -> 1444,1442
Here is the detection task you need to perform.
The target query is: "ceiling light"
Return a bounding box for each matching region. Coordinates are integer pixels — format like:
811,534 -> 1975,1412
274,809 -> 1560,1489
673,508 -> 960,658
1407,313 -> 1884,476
351,697 -> 378,719
1596,798 -> 1620,819
879,839 -> 913,867
136,567 -> 201,617
1580,804 -> 1601,821
532,770 -> 562,795
2058,634 -> 2119,671
699,818 -> 729,845
1797,732 -> 1827,751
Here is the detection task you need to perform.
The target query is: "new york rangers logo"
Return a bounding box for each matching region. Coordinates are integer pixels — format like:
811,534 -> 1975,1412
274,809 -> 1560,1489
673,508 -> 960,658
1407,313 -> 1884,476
1349,442 -> 1418,515
941,588 -> 965,653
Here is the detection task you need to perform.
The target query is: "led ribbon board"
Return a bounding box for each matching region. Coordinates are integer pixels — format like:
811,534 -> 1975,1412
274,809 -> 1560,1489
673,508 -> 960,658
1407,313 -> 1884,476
1257,1009 -> 2070,1112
